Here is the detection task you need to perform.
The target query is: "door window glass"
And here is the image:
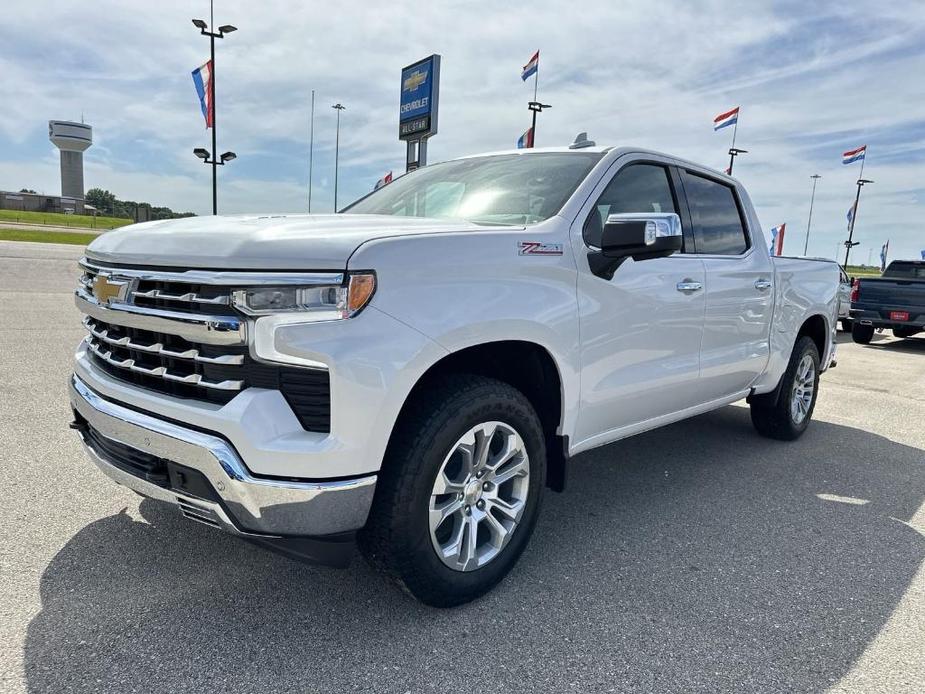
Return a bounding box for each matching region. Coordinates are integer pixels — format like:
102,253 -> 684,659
681,171 -> 749,255
583,164 -> 677,247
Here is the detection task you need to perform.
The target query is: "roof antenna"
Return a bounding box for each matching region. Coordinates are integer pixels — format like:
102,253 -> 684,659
569,132 -> 595,149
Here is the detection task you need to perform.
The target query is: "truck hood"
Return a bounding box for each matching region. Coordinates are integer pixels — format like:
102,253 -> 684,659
86,214 -> 520,269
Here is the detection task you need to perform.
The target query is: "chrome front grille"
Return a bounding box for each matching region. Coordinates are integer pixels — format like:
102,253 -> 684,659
75,259 -> 333,431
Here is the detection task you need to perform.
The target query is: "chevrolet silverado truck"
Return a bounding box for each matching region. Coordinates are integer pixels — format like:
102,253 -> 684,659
850,260 -> 925,343
69,145 -> 839,606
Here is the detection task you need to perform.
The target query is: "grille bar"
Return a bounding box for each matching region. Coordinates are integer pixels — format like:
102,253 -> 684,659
86,338 -> 244,391
75,290 -> 246,346
84,317 -> 244,365
132,288 -> 231,306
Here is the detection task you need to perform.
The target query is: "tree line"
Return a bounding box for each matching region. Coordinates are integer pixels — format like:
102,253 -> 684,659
84,188 -> 196,220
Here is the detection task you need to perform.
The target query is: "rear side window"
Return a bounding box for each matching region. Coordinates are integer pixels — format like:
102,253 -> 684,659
583,164 -> 678,247
681,171 -> 749,255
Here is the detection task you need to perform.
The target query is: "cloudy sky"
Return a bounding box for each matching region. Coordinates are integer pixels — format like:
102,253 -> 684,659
2,0 -> 923,262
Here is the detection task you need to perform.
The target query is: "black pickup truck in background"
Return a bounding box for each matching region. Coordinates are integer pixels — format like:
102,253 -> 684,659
851,260 -> 925,344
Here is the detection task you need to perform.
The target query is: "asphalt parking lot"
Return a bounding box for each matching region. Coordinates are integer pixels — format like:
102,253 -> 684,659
1,240 -> 923,693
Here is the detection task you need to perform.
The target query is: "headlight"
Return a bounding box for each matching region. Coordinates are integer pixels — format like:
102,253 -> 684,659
232,272 -> 376,320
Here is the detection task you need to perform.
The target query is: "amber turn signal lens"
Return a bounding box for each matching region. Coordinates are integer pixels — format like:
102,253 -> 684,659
347,273 -> 376,313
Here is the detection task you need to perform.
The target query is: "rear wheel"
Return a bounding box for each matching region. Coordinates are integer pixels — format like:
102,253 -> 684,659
894,327 -> 919,339
852,322 -> 875,344
750,336 -> 820,441
358,375 -> 545,607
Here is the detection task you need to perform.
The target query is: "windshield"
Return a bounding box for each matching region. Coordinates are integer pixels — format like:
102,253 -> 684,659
343,152 -> 603,225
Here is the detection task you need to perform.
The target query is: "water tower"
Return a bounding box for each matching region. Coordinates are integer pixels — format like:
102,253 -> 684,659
48,120 -> 92,198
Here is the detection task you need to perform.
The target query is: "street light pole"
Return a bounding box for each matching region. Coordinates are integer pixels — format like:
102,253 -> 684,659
332,103 -> 346,212
803,174 -> 821,256
192,1 -> 236,215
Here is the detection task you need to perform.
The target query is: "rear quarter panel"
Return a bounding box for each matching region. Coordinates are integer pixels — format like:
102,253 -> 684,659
752,257 -> 839,394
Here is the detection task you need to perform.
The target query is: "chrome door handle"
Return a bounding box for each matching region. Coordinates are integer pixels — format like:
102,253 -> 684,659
676,280 -> 703,293
754,278 -> 772,291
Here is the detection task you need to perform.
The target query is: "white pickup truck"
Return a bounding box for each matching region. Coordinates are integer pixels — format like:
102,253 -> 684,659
70,144 -> 839,606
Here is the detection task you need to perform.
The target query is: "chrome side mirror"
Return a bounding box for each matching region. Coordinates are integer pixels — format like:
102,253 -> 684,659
589,212 -> 683,279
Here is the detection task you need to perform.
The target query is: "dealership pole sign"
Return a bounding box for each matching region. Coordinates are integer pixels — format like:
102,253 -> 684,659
399,54 -> 440,172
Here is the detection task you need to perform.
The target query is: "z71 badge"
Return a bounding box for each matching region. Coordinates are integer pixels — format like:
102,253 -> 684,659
518,241 -> 563,256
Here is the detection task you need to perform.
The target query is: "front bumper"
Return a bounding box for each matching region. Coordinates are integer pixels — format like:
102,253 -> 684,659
69,374 -> 377,566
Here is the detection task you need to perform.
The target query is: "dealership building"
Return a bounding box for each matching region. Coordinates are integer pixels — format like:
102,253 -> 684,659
0,189 -> 86,215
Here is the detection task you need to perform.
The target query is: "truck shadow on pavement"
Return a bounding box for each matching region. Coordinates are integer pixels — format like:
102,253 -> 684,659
25,407 -> 924,693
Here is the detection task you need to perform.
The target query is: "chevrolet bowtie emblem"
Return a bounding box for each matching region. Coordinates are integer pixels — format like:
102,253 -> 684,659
402,70 -> 427,92
91,273 -> 130,305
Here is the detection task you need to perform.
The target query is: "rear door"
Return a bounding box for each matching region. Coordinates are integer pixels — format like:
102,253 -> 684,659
678,170 -> 774,400
571,158 -> 706,447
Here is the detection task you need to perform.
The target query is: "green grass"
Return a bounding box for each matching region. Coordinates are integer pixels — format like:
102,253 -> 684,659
845,265 -> 882,277
0,228 -> 99,245
0,209 -> 131,229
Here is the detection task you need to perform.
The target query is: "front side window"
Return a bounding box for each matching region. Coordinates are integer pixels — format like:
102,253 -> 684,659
681,171 -> 749,255
582,164 -> 678,247
344,152 -> 602,225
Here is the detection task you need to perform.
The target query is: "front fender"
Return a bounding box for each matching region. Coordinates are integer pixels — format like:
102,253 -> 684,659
349,228 -> 581,437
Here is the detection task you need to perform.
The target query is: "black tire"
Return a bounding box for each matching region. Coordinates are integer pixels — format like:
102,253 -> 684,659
894,327 -> 919,339
358,374 -> 546,607
750,336 -> 820,441
839,318 -> 852,332
852,322 -> 874,344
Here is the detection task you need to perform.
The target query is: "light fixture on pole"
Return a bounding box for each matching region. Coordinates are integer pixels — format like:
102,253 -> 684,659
527,101 -> 551,148
191,0 -> 236,215
332,102 -> 346,212
803,174 -> 821,256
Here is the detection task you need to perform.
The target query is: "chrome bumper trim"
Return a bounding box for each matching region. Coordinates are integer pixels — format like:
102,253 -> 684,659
69,374 -> 376,537
75,290 -> 247,346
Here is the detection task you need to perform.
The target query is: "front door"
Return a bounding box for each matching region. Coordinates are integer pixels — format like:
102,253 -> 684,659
572,160 -> 707,449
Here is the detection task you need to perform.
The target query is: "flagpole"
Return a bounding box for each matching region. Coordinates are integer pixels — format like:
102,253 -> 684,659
210,0 -> 217,215
532,55 -> 539,147
803,174 -> 821,256
727,114 -> 739,174
843,147 -> 872,270
308,89 -> 315,213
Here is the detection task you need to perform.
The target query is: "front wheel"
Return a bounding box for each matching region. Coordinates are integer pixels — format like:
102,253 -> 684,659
358,375 -> 546,607
750,336 -> 820,441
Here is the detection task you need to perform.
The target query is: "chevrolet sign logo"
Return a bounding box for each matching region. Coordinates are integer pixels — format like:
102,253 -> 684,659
91,273 -> 131,305
402,70 -> 427,92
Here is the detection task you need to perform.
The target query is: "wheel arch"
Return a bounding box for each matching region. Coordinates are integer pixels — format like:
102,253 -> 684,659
389,340 -> 569,492
797,313 -> 828,361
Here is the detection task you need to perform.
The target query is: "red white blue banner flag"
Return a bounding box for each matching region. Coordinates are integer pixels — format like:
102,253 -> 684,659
847,201 -> 857,228
842,145 -> 866,164
769,224 -> 785,256
374,171 -> 393,190
517,126 -> 534,149
713,107 -> 739,131
521,51 -> 539,81
191,60 -> 214,128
